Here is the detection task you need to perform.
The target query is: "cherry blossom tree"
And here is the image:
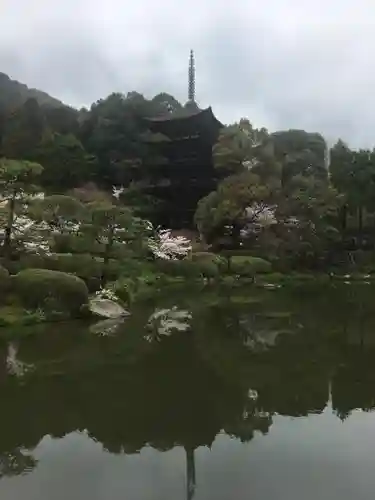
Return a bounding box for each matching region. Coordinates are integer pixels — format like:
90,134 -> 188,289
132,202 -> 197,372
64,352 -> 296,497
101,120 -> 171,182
148,228 -> 192,260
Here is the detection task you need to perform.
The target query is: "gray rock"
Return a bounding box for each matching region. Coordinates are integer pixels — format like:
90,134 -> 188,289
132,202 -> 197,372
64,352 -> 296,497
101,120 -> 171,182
89,298 -> 129,319
90,318 -> 124,336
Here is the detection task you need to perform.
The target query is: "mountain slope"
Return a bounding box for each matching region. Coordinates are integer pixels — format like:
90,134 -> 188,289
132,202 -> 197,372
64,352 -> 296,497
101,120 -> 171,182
0,72 -> 64,109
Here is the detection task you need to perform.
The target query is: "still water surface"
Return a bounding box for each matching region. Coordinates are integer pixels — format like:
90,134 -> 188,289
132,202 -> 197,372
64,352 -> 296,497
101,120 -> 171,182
1,283 -> 375,499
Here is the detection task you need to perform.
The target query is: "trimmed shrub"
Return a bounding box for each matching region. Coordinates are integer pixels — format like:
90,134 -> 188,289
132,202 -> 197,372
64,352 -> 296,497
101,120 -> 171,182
220,249 -> 258,258
52,234 -> 97,254
13,269 -> 89,317
6,254 -> 45,274
155,259 -> 199,278
262,272 -> 285,283
116,258 -> 155,279
193,260 -> 220,279
229,256 -> 272,276
5,253 -> 121,292
155,258 -> 219,279
45,254 -> 104,291
191,251 -> 216,261
52,234 -> 139,260
191,252 -> 225,267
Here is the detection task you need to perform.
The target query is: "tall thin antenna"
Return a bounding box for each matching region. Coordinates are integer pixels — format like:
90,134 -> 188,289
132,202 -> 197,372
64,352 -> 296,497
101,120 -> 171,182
188,50 -> 195,102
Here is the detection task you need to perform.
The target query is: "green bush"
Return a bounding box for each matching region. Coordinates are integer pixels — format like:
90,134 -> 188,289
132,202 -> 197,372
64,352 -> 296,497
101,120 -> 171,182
5,253 -> 121,292
220,249 -> 258,258
0,306 -> 45,328
116,258 -> 155,279
52,233 -> 141,260
193,260 -> 220,278
48,253 -> 120,282
229,256 -> 272,276
155,258 -> 219,279
155,259 -> 198,278
262,272 -> 286,283
191,252 -> 226,271
114,277 -> 157,305
56,254 -> 103,292
13,269 -> 89,317
52,234 -> 102,254
191,251 -> 220,262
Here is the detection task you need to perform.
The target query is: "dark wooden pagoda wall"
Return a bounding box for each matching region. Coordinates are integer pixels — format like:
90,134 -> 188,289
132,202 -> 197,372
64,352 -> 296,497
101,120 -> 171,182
142,109 -> 223,229
144,139 -> 219,229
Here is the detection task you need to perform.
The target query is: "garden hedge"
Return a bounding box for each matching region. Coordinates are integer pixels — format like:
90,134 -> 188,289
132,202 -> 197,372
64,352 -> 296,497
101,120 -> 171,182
13,269 -> 89,317
228,256 -> 272,276
5,253 -> 121,291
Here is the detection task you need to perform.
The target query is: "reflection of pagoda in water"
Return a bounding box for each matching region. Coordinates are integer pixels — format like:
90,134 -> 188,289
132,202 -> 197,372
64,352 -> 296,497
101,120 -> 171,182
186,446 -> 196,500
0,330 -> 273,498
3,297 -> 375,495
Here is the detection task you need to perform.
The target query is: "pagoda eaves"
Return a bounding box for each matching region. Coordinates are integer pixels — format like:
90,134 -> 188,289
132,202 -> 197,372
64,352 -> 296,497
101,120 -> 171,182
145,107 -> 223,141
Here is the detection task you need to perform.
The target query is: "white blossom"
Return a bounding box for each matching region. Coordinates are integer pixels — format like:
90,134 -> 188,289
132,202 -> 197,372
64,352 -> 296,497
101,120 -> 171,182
112,186 -> 125,200
95,287 -> 120,302
0,216 -> 52,255
242,159 -> 259,170
6,342 -> 34,378
245,204 -> 277,226
240,203 -> 277,238
148,229 -> 192,260
145,306 -> 192,342
248,389 -> 258,401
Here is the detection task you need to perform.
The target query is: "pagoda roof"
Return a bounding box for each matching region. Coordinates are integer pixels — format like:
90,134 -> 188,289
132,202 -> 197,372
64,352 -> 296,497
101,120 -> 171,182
145,106 -> 223,139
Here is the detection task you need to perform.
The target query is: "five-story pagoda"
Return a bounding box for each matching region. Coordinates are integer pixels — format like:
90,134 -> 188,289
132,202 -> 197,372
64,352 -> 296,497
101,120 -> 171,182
143,50 -> 223,228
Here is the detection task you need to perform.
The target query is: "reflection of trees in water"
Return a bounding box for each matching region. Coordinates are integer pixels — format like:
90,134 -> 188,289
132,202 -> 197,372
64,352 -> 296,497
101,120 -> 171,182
186,447 -> 196,500
6,342 -> 34,378
145,307 -> 192,343
1,286 -> 375,485
332,346 -> 375,420
0,449 -> 37,478
0,327 -> 273,487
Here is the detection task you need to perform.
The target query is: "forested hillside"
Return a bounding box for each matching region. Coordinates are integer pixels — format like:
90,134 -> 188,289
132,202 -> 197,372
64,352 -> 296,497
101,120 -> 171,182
0,72 -> 64,109
0,88 -> 192,192
1,73 -> 374,270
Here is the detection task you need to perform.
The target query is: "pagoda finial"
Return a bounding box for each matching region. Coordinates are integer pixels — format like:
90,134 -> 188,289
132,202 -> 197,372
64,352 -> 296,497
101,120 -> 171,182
188,49 -> 195,102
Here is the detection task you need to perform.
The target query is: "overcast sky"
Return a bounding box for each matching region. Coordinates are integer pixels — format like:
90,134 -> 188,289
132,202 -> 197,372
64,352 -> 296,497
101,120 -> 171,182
1,0 -> 375,147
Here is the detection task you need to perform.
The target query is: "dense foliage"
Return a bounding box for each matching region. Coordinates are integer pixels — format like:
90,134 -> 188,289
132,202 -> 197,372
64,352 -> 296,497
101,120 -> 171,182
196,121 -> 375,270
0,72 -> 375,309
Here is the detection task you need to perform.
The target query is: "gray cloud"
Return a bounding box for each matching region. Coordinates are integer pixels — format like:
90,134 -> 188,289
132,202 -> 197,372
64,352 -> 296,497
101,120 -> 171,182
1,0 -> 375,147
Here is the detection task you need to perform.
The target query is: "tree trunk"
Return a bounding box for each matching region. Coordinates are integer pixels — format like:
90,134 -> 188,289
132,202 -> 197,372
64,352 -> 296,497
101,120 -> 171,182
341,204 -> 347,232
358,206 -> 363,244
101,225 -> 114,287
3,192 -> 16,258
232,223 -> 241,249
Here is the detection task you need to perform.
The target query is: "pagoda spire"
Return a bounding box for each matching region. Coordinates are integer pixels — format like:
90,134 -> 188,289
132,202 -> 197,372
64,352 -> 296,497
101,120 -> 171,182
188,49 -> 196,102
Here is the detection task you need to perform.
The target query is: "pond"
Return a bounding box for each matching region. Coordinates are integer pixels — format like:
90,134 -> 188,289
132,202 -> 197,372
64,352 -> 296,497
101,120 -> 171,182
1,283 -> 375,500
